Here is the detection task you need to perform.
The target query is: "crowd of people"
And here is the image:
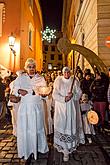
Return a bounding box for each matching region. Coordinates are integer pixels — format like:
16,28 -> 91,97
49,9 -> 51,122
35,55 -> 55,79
0,58 -> 110,163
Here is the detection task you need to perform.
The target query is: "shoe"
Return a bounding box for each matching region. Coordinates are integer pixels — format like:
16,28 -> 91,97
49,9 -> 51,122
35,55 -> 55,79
25,153 -> 34,165
88,138 -> 92,144
63,154 -> 69,162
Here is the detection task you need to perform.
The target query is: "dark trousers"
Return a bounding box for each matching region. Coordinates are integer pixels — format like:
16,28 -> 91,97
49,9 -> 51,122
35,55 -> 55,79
93,101 -> 107,126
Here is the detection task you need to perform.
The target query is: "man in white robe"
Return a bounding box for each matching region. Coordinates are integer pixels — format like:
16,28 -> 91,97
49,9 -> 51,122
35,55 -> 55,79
52,67 -> 85,162
14,58 -> 48,160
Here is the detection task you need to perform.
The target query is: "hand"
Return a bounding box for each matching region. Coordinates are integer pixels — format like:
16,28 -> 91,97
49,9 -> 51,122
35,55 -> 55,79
68,92 -> 73,99
18,89 -> 28,96
65,96 -> 71,102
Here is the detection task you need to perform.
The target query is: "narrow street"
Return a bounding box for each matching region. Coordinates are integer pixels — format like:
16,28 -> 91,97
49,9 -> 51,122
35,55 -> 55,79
0,118 -> 110,165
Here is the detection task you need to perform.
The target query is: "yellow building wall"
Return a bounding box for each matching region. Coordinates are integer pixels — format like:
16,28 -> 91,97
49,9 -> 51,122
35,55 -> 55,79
20,0 -> 43,71
0,0 -> 21,72
0,0 -> 43,74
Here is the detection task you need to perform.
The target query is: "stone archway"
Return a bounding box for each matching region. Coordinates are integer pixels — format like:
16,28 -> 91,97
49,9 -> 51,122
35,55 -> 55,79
57,37 -> 107,73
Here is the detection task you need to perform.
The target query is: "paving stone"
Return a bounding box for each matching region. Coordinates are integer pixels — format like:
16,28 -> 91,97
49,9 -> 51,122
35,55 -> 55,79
0,147 -> 2,151
0,130 -> 6,134
0,119 -> 110,165
34,159 -> 47,165
5,154 -> 13,159
0,143 -> 6,147
0,151 -> 7,158
11,158 -> 21,163
2,147 -> 10,151
6,142 -> 14,147
0,158 -> 11,163
13,154 -> 19,159
8,150 -> 17,154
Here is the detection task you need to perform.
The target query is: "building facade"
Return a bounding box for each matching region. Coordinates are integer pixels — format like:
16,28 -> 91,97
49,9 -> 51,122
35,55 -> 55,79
0,0 -> 43,77
42,31 -> 63,72
62,0 -> 110,72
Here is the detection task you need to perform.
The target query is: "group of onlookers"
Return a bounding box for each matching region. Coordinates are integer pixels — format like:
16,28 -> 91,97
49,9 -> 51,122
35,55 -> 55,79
0,62 -> 110,163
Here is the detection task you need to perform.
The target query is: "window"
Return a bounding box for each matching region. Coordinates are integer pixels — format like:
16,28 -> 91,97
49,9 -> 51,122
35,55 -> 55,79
28,0 -> 33,15
58,54 -> 62,60
28,22 -> 34,49
48,63 -> 52,70
44,45 -> 48,51
51,54 -> 54,60
51,46 -> 55,51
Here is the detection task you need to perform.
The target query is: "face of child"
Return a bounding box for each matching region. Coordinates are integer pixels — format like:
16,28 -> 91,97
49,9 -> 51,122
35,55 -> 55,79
82,99 -> 88,103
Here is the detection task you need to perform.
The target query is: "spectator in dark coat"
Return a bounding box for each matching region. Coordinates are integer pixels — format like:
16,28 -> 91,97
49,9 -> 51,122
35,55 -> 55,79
0,77 -> 6,115
90,72 -> 108,131
80,73 -> 93,100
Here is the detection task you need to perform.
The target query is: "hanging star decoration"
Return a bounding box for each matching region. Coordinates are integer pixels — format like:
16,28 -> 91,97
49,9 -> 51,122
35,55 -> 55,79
41,26 -> 56,43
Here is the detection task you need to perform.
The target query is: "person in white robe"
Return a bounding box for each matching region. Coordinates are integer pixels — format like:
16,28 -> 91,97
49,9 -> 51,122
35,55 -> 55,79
80,93 -> 95,143
13,58 -> 49,160
52,67 -> 85,162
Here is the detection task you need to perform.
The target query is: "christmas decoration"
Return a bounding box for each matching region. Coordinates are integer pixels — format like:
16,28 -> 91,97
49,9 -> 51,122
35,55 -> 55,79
41,26 -> 56,43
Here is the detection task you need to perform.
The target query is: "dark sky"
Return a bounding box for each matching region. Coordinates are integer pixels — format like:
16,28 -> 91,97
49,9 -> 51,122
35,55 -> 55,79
40,0 -> 63,31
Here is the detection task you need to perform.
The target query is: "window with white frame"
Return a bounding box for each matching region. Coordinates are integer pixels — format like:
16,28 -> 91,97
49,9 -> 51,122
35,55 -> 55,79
28,22 -> 34,49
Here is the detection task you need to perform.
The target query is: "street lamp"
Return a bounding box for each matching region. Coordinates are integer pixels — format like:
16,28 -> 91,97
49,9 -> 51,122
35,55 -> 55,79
8,32 -> 16,72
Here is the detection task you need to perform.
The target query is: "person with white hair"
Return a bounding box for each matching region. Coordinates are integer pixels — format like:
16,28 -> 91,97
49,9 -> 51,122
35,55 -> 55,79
52,66 -> 85,162
13,58 -> 48,161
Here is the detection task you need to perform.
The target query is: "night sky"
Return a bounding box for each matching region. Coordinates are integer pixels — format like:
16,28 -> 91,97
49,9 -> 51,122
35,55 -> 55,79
40,0 -> 63,31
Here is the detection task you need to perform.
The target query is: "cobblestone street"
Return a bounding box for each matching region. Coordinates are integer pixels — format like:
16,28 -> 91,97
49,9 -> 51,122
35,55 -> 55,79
0,118 -> 110,165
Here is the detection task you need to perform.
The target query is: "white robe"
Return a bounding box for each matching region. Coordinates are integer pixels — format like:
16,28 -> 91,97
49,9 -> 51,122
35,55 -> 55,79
14,73 -> 49,160
52,76 -> 85,154
80,102 -> 95,135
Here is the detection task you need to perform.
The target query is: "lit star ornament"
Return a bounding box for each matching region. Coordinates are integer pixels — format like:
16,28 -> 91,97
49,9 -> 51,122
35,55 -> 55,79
41,26 -> 56,43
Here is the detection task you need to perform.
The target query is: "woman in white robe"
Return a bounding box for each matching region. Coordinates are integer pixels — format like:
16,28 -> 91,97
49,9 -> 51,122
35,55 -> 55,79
14,58 -> 48,160
52,67 -> 85,162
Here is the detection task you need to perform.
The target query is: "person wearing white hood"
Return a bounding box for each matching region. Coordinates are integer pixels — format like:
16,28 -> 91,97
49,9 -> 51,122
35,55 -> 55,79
52,66 -> 85,162
13,58 -> 49,161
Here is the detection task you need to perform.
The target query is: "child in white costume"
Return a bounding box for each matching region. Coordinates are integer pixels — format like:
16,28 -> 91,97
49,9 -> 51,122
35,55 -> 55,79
80,94 -> 95,143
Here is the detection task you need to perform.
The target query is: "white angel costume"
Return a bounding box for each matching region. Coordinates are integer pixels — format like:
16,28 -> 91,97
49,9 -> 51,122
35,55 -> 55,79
52,76 -> 85,155
80,100 -> 95,135
14,73 -> 49,160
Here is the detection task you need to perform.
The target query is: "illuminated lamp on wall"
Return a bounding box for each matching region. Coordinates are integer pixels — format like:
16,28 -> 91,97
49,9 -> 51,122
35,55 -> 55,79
8,32 -> 16,72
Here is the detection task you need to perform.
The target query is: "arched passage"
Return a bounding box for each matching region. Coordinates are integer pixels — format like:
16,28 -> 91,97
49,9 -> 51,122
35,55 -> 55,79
57,38 -> 107,73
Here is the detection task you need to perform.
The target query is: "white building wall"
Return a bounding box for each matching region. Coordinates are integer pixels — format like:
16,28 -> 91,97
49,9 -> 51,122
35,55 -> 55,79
72,0 -> 110,69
